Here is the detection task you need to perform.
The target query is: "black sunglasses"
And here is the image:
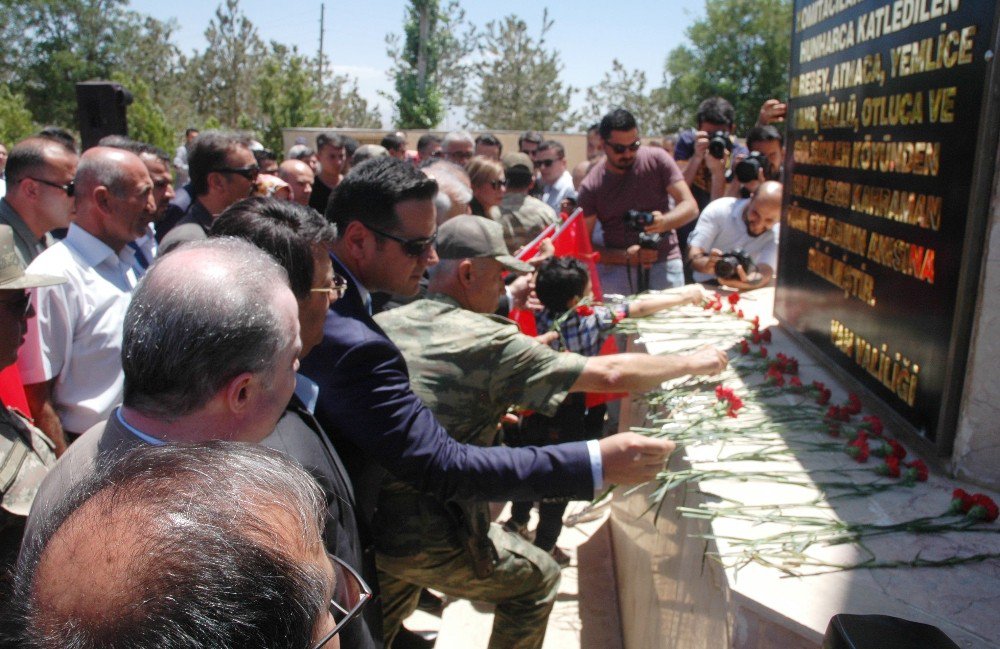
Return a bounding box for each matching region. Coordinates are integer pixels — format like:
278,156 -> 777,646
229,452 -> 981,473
533,159 -> 560,169
28,177 -> 74,197
310,554 -> 373,649
604,140 -> 641,154
213,165 -> 260,182
363,223 -> 437,257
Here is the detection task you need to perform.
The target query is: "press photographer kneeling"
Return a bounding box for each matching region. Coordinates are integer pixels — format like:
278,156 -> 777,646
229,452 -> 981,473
687,180 -> 782,290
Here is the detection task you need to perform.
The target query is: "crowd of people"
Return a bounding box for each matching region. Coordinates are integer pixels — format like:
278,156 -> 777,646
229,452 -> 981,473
0,97 -> 784,649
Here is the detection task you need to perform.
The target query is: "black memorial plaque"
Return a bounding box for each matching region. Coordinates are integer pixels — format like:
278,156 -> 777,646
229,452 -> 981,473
775,0 -> 1000,446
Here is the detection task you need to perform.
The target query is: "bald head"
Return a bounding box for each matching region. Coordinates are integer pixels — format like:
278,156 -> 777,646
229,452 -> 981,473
123,238 -> 293,420
746,181 -> 783,236
3,137 -> 78,238
75,147 -> 149,203
17,443 -> 330,648
277,159 -> 315,206
72,147 -> 156,251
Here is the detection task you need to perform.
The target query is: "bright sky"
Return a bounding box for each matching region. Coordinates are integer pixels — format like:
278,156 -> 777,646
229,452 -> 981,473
128,0 -> 705,129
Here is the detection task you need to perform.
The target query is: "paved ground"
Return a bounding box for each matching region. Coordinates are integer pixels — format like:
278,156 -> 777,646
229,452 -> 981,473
401,500 -> 624,649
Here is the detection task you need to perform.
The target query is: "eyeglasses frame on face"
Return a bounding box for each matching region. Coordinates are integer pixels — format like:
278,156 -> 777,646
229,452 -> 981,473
310,273 -> 349,299
362,222 -> 437,258
27,177 -> 74,197
533,158 -> 562,169
310,553 -> 374,649
212,165 -> 260,182
603,140 -> 642,155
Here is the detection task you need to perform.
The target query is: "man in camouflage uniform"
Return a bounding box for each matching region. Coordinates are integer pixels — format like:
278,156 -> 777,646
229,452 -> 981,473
374,216 -> 727,648
0,224 -> 64,567
495,152 -> 559,254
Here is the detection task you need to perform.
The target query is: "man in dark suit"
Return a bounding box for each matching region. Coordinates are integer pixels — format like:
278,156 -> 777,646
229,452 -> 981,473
300,157 -> 675,549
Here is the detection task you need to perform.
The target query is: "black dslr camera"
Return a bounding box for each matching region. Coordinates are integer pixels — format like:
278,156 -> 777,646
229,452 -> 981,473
715,250 -> 756,280
707,131 -> 733,160
624,210 -> 662,250
732,150 -> 773,183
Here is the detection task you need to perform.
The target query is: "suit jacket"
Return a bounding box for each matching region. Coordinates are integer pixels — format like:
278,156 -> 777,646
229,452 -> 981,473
263,395 -> 382,649
299,256 -> 594,524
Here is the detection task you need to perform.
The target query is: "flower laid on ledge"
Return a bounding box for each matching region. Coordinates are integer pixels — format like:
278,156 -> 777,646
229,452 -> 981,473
952,489 -> 999,522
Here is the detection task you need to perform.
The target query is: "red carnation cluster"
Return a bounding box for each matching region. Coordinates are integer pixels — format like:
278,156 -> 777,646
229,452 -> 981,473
812,381 -> 832,405
770,352 -> 798,375
715,385 -> 744,418
845,393 -> 862,415
902,459 -> 929,483
575,304 -> 594,317
739,339 -> 750,355
876,455 -> 901,478
858,415 -> 883,436
825,405 -> 852,422
950,489 -> 999,522
871,439 -> 906,460
727,293 -> 740,306
764,365 -> 785,387
846,433 -> 869,463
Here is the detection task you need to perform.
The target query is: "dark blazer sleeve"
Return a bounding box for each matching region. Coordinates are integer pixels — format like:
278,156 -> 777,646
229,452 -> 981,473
301,308 -> 595,509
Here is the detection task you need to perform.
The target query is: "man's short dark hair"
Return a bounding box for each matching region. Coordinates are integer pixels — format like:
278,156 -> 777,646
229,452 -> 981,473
535,256 -> 590,313
416,134 -> 441,156
315,132 -> 346,152
188,130 -> 253,196
587,123 -> 600,135
253,148 -> 277,167
381,133 -> 406,153
326,156 -> 438,232
185,127 -> 200,138
695,97 -> 736,128
4,137 -> 75,187
537,140 -> 565,159
36,126 -> 77,153
210,197 -> 336,300
98,136 -> 170,165
599,109 -> 638,140
122,238 -> 292,418
518,131 -> 543,148
746,125 -> 784,148
12,442 -> 328,649
475,133 -> 502,152
342,136 -> 360,158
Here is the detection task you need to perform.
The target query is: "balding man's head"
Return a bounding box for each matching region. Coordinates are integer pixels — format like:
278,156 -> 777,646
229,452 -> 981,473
74,147 -> 155,251
123,238 -> 299,431
745,181 -> 783,236
278,159 -> 315,206
14,443 -> 334,649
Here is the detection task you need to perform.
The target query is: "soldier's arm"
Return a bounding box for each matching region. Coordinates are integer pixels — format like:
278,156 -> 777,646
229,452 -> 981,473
571,346 -> 727,393
23,380 -> 67,457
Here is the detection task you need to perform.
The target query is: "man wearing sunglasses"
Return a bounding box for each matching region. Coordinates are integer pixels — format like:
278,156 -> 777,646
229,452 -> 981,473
0,137 -> 78,267
302,157 -> 675,645
578,108 -> 699,295
536,140 -> 574,215
159,131 -> 257,254
13,442 -> 369,649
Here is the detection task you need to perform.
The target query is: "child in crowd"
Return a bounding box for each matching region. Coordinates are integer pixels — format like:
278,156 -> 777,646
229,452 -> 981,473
505,257 -> 707,565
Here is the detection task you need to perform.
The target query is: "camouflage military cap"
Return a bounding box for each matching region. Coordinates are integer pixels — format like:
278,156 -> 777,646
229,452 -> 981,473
0,225 -> 65,289
436,216 -> 533,273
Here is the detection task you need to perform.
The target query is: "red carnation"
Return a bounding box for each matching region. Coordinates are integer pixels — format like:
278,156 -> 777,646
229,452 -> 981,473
727,293 -> 740,305
902,459 -> 928,483
751,330 -> 762,344
712,301 -> 722,311
816,388 -> 832,406
887,439 -> 907,460
950,488 -> 975,514
827,422 -> 841,437
825,406 -> 839,420
876,455 -> 901,478
845,393 -> 862,415
761,328 -> 772,343
758,346 -> 768,358
788,376 -> 803,390
739,339 -> 750,355
967,494 -> 999,522
846,438 -> 869,463
859,415 -> 883,436
575,305 -> 594,317
737,309 -> 744,319
786,357 -> 799,374
715,385 -> 732,401
752,316 -> 760,328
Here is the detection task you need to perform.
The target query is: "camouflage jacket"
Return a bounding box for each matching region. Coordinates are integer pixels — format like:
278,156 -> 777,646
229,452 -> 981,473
372,293 -> 586,559
497,193 -> 560,253
1,405 -> 56,523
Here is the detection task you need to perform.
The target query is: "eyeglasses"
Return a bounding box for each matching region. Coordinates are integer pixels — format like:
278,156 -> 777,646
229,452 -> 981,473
0,292 -> 32,318
311,273 -> 348,300
533,159 -> 560,169
489,179 -> 507,190
311,554 -> 373,649
27,177 -> 74,197
213,165 -> 260,182
363,223 -> 437,257
604,140 -> 641,154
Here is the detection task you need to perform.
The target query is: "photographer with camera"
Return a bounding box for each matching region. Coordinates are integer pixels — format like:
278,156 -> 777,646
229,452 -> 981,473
577,108 -> 698,295
688,180 -> 782,290
674,98 -> 748,211
725,125 -> 785,198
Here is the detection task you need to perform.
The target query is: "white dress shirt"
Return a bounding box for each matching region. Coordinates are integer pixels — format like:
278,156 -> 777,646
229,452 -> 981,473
18,224 -> 138,433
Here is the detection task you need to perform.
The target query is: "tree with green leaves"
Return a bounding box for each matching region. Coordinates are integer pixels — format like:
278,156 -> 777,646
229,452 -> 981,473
466,11 -> 576,132
385,0 -> 477,129
0,86 -> 37,146
581,60 -> 682,137
663,0 -> 791,133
